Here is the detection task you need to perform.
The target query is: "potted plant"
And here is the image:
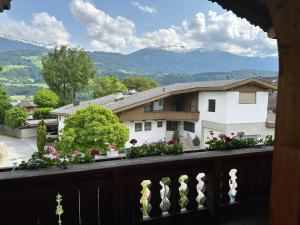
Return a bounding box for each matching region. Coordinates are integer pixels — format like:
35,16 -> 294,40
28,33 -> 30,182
107,143 -> 119,157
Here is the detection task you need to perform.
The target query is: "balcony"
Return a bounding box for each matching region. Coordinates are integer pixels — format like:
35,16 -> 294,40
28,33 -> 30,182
120,111 -> 200,122
0,146 -> 272,225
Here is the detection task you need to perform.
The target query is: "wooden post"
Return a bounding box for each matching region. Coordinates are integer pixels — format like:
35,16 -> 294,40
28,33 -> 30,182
266,1 -> 300,224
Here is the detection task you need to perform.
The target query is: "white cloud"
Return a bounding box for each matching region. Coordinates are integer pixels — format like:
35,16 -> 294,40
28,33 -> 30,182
70,0 -> 276,56
131,1 -> 157,14
0,12 -> 70,46
70,0 -> 135,52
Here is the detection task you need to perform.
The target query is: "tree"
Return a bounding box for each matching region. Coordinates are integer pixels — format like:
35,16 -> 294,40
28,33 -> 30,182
33,107 -> 55,120
4,107 -> 28,128
122,77 -> 159,92
0,85 -> 11,124
34,89 -> 59,108
93,75 -> 127,98
55,105 -> 129,155
37,120 -> 47,152
42,45 -> 96,105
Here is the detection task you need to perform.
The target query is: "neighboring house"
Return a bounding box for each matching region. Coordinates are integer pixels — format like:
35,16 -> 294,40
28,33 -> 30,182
52,78 -> 277,149
16,100 -> 37,115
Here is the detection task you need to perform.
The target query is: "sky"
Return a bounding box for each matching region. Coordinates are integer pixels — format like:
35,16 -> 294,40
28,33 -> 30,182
0,0 -> 277,56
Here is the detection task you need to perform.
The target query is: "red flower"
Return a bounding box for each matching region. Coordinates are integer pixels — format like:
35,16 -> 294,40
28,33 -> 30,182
168,139 -> 176,145
90,149 -> 99,157
130,139 -> 138,145
224,136 -> 231,142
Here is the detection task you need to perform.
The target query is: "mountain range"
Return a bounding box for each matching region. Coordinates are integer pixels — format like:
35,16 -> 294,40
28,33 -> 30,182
0,37 -> 278,96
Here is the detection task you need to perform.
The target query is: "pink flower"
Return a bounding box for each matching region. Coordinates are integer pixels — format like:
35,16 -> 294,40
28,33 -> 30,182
74,150 -> 81,156
218,133 -> 226,140
47,146 -> 55,154
109,144 -> 117,150
52,150 -> 60,157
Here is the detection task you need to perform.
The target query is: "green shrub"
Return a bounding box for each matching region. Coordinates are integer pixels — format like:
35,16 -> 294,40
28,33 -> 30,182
205,132 -> 274,151
4,107 -> 28,128
0,85 -> 11,124
18,147 -> 94,170
33,89 -> 59,108
55,105 -> 129,155
172,129 -> 180,143
46,137 -> 58,144
37,120 -> 47,152
193,135 -> 200,146
126,140 -> 183,159
33,107 -> 54,120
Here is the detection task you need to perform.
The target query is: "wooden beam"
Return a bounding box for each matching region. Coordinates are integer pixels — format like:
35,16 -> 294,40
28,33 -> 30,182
0,0 -> 11,12
266,1 -> 300,224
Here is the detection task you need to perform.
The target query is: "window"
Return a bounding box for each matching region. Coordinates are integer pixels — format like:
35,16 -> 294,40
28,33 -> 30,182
144,122 -> 152,131
184,121 -> 195,133
239,92 -> 256,104
157,121 -> 163,128
166,121 -> 178,131
153,100 -> 163,111
208,99 -> 216,112
135,123 -> 142,132
191,99 -> 198,112
144,103 -> 152,112
144,100 -> 164,112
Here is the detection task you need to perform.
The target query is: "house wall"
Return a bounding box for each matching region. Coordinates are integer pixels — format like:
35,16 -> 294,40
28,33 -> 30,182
124,120 -> 167,148
56,89 -> 273,150
198,91 -> 269,124
195,91 -> 273,148
58,116 -> 65,138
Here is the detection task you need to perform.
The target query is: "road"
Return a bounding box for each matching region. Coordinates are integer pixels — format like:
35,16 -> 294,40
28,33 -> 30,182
0,135 -> 37,168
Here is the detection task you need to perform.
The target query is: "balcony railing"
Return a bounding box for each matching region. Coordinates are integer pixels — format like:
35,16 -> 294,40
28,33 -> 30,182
0,146 -> 272,225
120,111 -> 200,122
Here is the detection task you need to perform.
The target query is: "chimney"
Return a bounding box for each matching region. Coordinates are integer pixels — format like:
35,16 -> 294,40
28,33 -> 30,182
73,100 -> 80,106
114,90 -> 125,102
128,89 -> 137,95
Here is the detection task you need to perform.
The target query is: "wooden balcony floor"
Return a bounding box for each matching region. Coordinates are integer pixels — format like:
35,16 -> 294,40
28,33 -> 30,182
195,205 -> 268,225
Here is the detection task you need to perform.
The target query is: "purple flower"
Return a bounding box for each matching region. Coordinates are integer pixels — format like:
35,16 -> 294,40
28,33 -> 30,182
237,132 -> 245,138
218,133 -> 226,140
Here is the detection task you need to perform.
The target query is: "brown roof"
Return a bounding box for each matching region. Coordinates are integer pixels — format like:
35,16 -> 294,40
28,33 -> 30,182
208,0 -> 272,32
0,0 -> 11,12
52,78 -> 277,116
17,100 -> 36,108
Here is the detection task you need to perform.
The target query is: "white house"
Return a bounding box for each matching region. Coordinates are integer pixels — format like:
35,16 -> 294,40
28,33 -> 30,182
51,78 -> 276,149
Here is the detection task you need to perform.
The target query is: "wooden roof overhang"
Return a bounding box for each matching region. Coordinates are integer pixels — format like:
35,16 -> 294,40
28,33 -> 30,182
114,78 -> 277,113
0,0 -> 11,12
208,0 -> 272,32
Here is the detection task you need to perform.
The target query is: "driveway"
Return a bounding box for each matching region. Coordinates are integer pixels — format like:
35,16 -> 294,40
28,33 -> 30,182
0,135 -> 37,168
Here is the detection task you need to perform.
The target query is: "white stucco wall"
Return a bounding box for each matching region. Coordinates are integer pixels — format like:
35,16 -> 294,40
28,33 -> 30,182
198,91 -> 273,148
124,120 -> 167,148
58,115 -> 65,139
199,91 -> 269,124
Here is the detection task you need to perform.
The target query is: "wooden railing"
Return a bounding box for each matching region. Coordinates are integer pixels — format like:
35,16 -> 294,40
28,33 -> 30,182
0,146 -> 272,225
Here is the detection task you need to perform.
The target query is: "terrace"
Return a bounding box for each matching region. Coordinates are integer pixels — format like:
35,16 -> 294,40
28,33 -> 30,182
1,0 -> 299,225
